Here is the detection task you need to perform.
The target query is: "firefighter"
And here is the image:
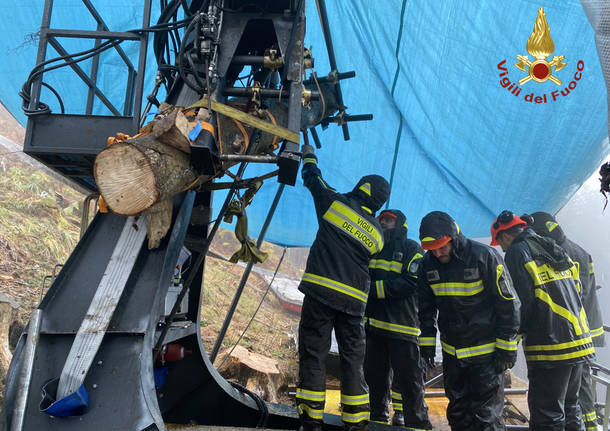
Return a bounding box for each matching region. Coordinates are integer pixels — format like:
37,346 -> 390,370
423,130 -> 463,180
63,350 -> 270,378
418,211 -> 520,431
491,210 -> 595,431
296,144 -> 389,431
363,209 -> 432,430
528,211 -> 603,431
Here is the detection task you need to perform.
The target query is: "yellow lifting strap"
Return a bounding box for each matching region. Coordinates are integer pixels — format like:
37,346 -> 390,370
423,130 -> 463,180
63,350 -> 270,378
188,96 -> 300,144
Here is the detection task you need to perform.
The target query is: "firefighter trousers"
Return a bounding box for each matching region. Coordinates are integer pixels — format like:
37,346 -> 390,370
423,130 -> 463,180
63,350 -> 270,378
363,333 -> 431,430
443,356 -> 505,431
297,295 -> 369,430
579,363 -> 597,431
528,363 -> 584,431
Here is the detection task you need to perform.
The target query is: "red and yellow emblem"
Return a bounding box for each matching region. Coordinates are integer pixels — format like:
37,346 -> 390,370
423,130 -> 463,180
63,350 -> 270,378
515,7 -> 566,86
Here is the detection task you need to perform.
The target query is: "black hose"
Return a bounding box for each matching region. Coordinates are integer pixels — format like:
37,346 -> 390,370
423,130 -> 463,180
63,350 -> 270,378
229,381 -> 269,428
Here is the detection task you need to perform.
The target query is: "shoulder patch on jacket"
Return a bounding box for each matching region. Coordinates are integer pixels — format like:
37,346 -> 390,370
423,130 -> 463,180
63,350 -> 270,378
426,270 -> 440,282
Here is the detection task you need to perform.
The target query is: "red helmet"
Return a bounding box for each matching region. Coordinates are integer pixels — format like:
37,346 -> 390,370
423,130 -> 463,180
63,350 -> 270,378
490,210 -> 527,246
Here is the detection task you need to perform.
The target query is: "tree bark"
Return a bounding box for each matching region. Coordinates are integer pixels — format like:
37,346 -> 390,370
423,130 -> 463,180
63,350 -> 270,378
94,134 -> 199,216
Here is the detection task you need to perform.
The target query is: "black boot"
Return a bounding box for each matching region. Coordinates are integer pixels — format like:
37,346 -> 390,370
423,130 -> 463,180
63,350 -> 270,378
343,420 -> 368,431
391,412 -> 404,427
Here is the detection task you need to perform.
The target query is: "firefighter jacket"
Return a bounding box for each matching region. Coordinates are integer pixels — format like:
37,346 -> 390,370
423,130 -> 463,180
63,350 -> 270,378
504,228 -> 595,367
298,152 -> 389,316
418,232 -> 521,365
365,209 -> 423,343
530,213 -> 605,347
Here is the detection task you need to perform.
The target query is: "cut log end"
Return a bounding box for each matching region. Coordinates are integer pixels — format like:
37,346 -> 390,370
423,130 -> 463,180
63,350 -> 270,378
94,142 -> 160,216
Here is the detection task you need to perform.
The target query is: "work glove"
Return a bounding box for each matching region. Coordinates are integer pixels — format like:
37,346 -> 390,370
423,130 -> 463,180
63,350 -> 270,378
494,350 -> 516,374
301,144 -> 315,156
420,346 -> 436,370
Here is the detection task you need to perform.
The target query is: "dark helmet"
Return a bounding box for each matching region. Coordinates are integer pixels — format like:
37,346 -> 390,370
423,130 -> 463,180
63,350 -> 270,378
530,211 -> 566,243
351,174 -> 390,213
419,211 -> 460,250
377,209 -> 408,240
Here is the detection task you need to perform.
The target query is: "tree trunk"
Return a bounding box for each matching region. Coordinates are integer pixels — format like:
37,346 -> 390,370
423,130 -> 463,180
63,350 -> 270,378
94,134 -> 199,216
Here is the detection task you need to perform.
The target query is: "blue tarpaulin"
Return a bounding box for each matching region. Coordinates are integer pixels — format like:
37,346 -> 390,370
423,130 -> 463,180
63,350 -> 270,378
0,1 -> 608,246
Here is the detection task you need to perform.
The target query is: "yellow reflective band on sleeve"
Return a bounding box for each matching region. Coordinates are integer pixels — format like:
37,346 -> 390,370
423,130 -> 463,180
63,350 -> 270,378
368,318 -> 421,336
340,393 -> 369,406
391,391 -> 402,401
359,182 -> 371,196
589,262 -> 595,275
303,157 -> 317,165
523,336 -> 593,352
375,280 -> 386,299
583,411 -> 597,421
495,338 -> 518,351
590,326 -> 604,338
496,264 -> 515,300
302,273 -> 368,303
296,388 -> 326,401
322,200 -> 384,254
392,402 -> 403,411
419,337 -> 436,346
524,261 -> 575,287
429,280 -> 483,296
297,404 -> 324,419
546,221 -> 558,232
342,411 -> 370,423
441,341 -> 495,359
525,347 -> 595,361
534,288 -> 583,336
369,259 -> 403,273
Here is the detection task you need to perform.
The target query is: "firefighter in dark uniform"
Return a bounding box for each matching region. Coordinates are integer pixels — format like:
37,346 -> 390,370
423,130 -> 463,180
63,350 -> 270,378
363,209 -> 432,430
528,211 -> 603,431
296,144 -> 390,431
417,211 -> 520,431
492,210 -> 595,431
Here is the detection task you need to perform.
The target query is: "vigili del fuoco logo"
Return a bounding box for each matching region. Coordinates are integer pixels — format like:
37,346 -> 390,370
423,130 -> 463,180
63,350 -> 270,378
497,7 -> 584,103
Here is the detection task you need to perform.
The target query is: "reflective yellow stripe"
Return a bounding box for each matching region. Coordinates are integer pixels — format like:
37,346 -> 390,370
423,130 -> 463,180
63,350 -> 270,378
371,420 -> 391,424
375,280 -> 385,299
369,259 -> 403,273
590,326 -> 604,338
297,404 -> 324,419
525,347 -> 595,361
421,236 -> 436,242
391,391 -> 402,400
322,200 -> 383,254
523,336 -> 593,351
495,338 -> 518,351
341,393 -> 369,405
534,288 -> 583,336
430,280 -> 483,296
342,411 -> 370,423
359,182 -> 371,196
296,388 -> 326,401
361,206 -> 372,214
546,221 -> 558,232
586,427 -> 598,431
589,262 -> 595,275
583,411 -> 597,420
496,264 -> 515,300
368,318 -> 421,336
580,307 -> 590,333
524,261 -> 575,287
303,273 -> 368,303
392,403 -> 403,411
441,340 -> 495,359
317,176 -> 335,192
419,337 -> 436,346
303,157 -> 317,165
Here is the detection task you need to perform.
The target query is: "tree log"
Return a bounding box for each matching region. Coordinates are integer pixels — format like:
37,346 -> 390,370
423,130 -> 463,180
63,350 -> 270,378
94,134 -> 199,216
152,109 -> 191,154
